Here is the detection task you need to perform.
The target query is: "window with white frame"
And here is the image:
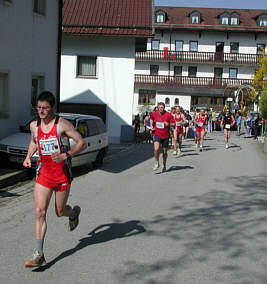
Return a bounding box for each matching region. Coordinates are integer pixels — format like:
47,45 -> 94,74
175,40 -> 183,52
33,0 -> 46,15
150,65 -> 159,76
165,97 -> 170,106
31,75 -> 44,114
174,66 -> 182,76
191,15 -> 199,24
188,66 -> 197,77
174,98 -> 179,105
189,41 -> 198,52
221,16 -> 229,25
77,56 -> 97,77
0,73 -> 9,118
231,17 -> 238,25
151,40 -> 160,50
156,14 -> 164,23
259,18 -> 267,26
230,42 -> 239,53
138,89 -> 156,105
229,68 -> 238,79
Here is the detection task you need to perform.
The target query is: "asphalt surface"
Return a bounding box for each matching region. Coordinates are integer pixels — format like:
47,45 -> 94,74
0,132 -> 267,284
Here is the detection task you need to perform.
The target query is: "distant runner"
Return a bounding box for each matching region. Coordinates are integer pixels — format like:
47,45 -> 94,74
221,108 -> 235,149
194,108 -> 207,152
173,106 -> 186,155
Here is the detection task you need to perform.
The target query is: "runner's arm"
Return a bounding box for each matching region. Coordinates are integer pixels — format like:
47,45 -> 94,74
23,121 -> 37,168
61,119 -> 86,159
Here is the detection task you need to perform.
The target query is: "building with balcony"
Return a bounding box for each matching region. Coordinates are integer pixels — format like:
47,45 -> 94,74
0,0 -> 61,139
134,6 -> 267,113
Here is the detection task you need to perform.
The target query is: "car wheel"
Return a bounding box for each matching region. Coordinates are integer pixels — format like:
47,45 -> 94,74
93,150 -> 104,168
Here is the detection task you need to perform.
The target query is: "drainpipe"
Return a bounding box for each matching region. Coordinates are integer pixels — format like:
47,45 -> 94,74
56,0 -> 62,113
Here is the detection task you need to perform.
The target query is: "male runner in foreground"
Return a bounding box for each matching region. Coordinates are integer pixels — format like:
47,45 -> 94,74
23,91 -> 86,267
150,102 -> 175,172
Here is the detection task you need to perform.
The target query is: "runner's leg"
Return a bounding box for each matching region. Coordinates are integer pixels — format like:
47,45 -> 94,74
173,130 -> 177,154
34,183 -> 53,240
54,187 -> 72,217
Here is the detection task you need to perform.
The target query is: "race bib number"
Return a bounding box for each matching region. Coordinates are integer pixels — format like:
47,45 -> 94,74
176,121 -> 182,127
225,124 -> 231,129
198,122 -> 203,127
40,137 -> 60,155
156,122 -> 164,129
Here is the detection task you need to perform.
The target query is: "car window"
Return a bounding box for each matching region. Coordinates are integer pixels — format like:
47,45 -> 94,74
95,119 -> 106,134
86,119 -> 99,136
77,120 -> 89,138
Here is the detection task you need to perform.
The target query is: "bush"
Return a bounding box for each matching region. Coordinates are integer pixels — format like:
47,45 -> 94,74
259,89 -> 267,119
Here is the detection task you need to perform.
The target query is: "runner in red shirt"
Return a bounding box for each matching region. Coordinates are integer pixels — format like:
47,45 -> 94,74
23,91 -> 86,268
173,106 -> 186,155
150,102 -> 175,172
194,108 -> 207,152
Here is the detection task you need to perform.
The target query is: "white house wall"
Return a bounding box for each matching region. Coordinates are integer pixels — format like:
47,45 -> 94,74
0,0 -> 59,139
60,35 -> 135,144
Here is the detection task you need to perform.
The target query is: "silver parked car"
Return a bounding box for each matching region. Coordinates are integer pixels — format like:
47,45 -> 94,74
0,113 -> 108,168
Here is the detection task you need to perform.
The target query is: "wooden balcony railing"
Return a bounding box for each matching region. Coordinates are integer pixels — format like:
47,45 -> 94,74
135,50 -> 261,66
134,74 -> 253,89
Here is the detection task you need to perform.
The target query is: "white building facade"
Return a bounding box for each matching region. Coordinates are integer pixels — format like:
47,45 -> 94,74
133,7 -> 267,113
0,0 -> 60,139
60,35 -> 136,144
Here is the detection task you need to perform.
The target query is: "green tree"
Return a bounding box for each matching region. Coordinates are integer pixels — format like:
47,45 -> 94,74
259,89 -> 267,119
253,50 -> 267,95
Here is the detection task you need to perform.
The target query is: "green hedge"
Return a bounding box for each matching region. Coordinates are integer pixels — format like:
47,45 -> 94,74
259,89 -> 267,119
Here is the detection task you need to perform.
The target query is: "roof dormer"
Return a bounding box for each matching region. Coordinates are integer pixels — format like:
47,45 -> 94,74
155,9 -> 167,23
189,10 -> 201,24
219,11 -> 230,25
255,13 -> 267,27
230,12 -> 240,25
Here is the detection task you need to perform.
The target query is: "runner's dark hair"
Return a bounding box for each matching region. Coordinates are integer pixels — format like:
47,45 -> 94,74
37,91 -> 55,107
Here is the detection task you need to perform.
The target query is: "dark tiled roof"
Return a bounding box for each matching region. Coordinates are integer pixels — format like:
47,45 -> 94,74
155,6 -> 267,32
62,0 -> 153,37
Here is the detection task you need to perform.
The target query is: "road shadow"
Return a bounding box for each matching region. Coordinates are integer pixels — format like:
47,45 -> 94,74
33,220 -> 146,272
155,165 -> 194,175
0,191 -> 21,198
102,144 -> 154,174
115,175 -> 267,283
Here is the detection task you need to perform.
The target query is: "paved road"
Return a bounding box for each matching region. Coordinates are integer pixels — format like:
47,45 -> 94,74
0,132 -> 267,284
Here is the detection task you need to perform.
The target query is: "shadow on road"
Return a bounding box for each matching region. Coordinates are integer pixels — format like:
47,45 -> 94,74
33,220 -> 146,272
155,165 -> 194,174
114,175 -> 267,283
102,144 -> 154,174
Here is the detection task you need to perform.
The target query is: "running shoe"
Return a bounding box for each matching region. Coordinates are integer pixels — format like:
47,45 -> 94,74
199,146 -> 203,152
177,148 -> 181,155
226,144 -> 229,149
153,162 -> 160,171
24,251 -> 46,268
162,166 -> 167,173
173,150 -> 177,155
67,205 -> 81,232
